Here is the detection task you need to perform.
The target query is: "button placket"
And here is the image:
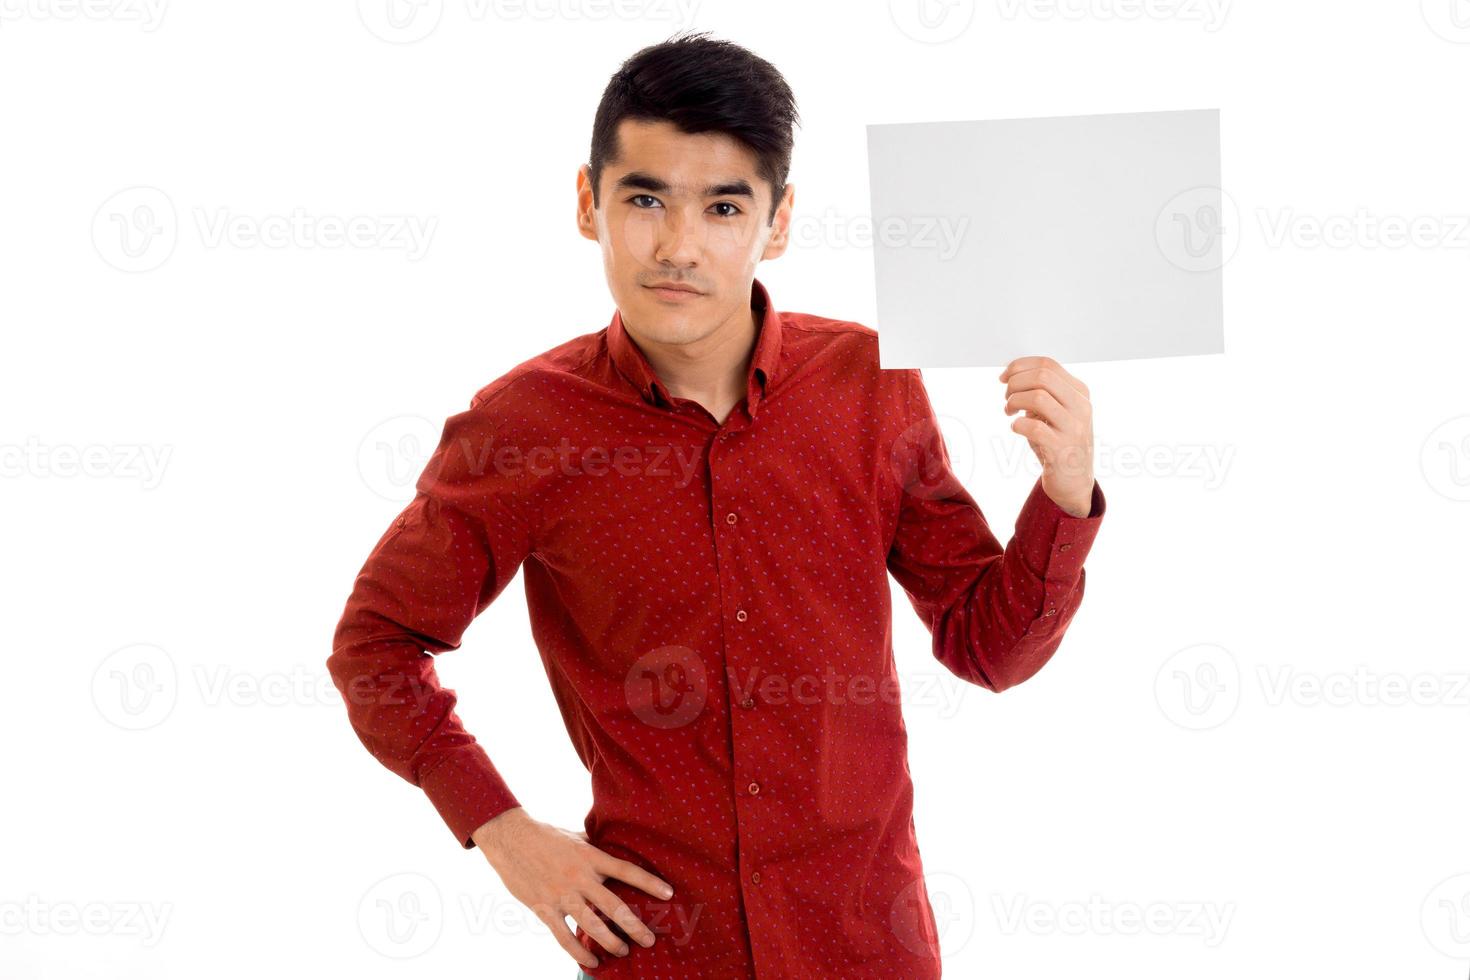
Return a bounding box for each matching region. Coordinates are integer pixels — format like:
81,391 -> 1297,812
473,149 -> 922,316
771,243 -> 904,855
709,431 -> 769,925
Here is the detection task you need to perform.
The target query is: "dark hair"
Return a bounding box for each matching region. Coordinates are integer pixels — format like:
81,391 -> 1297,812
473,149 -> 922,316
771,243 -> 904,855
588,31 -> 800,225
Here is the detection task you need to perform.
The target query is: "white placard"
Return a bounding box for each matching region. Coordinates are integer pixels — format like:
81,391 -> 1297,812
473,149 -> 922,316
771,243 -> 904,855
866,108 -> 1228,367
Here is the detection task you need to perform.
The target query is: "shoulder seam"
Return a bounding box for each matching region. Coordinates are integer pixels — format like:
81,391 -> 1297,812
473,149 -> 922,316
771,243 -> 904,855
470,330 -> 607,411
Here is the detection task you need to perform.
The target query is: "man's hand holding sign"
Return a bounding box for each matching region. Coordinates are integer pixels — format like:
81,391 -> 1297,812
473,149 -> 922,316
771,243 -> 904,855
1000,355 -> 1096,518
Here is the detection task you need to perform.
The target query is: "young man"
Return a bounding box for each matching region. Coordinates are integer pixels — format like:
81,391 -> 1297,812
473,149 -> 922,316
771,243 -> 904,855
328,31 -> 1104,979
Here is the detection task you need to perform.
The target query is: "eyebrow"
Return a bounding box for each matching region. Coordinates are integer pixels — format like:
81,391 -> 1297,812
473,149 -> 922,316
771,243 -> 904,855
612,171 -> 755,199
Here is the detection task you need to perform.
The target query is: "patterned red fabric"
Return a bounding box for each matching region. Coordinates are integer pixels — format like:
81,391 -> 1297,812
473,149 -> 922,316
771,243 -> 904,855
329,277 -> 1105,978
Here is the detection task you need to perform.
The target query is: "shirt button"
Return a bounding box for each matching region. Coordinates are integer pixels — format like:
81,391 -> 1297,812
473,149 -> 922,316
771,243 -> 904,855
740,697 -> 755,709
735,609 -> 747,622
725,512 -> 738,524
1043,607 -> 1058,617
1059,543 -> 1072,552
747,781 -> 760,795
750,871 -> 762,884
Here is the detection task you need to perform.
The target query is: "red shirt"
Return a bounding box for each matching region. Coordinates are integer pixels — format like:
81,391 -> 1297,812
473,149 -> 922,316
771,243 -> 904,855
328,277 -> 1105,978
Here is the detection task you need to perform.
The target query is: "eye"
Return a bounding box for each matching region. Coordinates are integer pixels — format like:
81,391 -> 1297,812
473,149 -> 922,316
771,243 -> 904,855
710,202 -> 742,217
629,195 -> 661,209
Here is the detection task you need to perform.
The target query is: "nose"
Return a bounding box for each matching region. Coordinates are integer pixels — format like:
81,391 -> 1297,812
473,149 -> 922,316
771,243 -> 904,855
654,204 -> 705,266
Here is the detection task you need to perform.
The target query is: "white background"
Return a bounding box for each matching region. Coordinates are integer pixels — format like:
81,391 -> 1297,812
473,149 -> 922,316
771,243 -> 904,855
3,1 -> 1469,977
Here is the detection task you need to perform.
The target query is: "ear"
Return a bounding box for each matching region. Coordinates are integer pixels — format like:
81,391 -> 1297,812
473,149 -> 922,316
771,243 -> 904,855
760,181 -> 795,260
576,164 -> 599,243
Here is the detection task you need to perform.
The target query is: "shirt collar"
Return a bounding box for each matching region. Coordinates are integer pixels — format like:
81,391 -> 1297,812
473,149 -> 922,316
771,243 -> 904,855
606,277 -> 784,417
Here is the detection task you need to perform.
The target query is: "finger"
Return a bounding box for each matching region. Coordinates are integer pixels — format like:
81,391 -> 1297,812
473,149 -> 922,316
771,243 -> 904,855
1004,389 -> 1071,429
999,356 -> 1089,396
1000,355 -> 1066,384
598,855 -> 675,902
589,882 -> 657,948
1005,357 -> 1087,393
568,898 -> 631,958
543,912 -> 600,970
1011,414 -> 1061,446
1004,373 -> 1083,419
1046,358 -> 1089,397
1004,367 -> 1088,412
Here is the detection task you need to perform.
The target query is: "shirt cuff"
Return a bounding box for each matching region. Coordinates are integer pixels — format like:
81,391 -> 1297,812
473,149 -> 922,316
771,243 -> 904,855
418,744 -> 523,849
1013,477 -> 1106,618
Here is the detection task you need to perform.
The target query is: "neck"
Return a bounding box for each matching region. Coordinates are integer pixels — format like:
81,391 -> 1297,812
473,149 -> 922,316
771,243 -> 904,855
640,299 -> 761,422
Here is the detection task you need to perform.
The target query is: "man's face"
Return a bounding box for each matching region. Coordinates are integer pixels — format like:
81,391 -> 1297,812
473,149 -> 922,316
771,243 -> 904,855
577,118 -> 793,347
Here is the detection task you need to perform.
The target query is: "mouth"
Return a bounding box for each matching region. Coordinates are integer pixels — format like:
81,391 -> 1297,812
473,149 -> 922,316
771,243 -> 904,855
645,283 -> 704,302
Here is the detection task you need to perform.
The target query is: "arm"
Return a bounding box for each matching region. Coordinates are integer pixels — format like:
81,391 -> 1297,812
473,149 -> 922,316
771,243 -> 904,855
327,395 -> 532,848
886,367 -> 1105,692
328,393 -> 678,971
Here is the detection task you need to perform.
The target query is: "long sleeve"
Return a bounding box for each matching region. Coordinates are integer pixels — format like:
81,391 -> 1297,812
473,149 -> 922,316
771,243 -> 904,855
886,369 -> 1105,692
328,394 -> 534,848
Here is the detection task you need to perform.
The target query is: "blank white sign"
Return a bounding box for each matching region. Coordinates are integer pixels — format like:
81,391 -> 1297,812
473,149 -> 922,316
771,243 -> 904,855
865,108 -> 1226,368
